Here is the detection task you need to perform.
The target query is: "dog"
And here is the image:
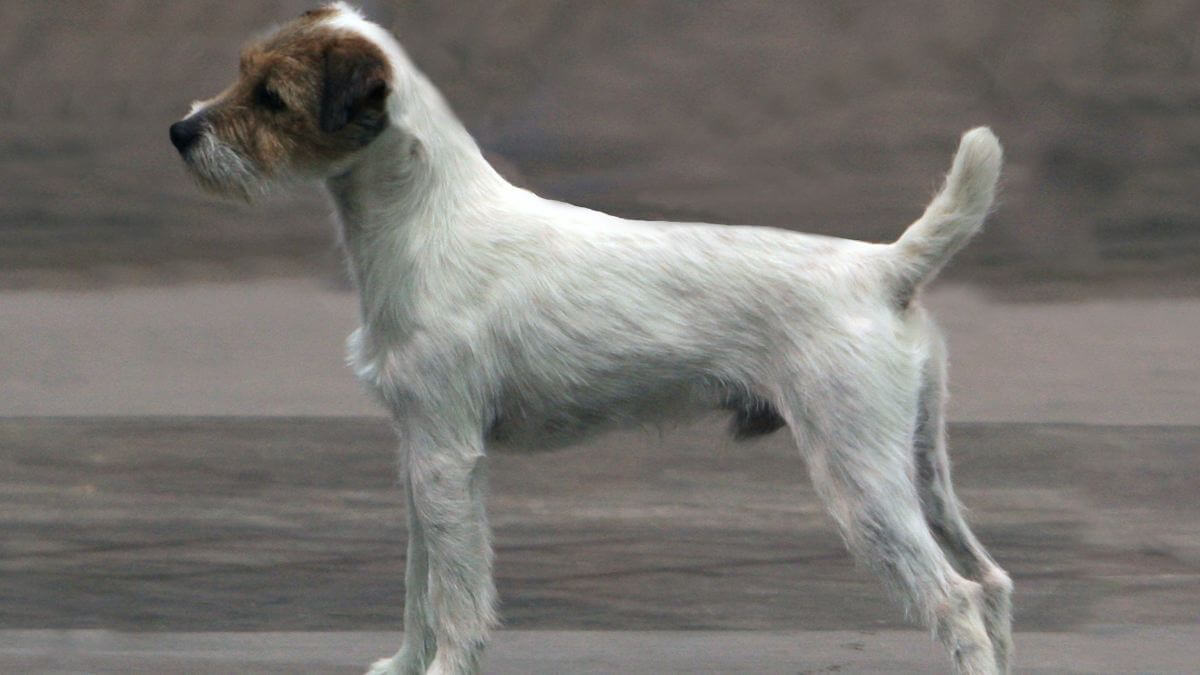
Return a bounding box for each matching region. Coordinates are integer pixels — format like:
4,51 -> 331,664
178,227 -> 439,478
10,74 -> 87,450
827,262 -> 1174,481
169,4 -> 1011,673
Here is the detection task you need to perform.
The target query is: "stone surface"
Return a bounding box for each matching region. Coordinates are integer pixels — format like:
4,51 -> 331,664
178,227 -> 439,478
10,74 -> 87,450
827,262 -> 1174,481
2,418 -> 1197,635
4,627 -> 1200,674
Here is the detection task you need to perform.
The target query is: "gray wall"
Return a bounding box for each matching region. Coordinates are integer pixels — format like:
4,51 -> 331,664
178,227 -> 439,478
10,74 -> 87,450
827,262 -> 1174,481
4,1 -> 1198,288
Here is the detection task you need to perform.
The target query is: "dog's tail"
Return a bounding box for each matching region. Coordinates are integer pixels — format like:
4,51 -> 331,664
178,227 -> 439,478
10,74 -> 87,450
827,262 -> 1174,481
887,127 -> 1002,305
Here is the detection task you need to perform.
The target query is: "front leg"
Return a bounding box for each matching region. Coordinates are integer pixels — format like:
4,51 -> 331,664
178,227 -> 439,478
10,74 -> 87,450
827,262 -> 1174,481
408,424 -> 500,674
366,478 -> 438,675
368,424 -> 496,675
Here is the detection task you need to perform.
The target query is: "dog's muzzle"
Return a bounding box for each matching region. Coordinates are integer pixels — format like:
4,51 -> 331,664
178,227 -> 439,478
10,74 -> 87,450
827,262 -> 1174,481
169,116 -> 205,154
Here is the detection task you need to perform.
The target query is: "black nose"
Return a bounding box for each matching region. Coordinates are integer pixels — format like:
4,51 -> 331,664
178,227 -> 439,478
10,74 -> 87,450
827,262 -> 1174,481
169,117 -> 203,153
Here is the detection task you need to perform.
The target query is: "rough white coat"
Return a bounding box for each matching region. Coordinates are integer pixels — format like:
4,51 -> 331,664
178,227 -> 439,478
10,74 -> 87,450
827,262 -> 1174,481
179,4 -> 1013,674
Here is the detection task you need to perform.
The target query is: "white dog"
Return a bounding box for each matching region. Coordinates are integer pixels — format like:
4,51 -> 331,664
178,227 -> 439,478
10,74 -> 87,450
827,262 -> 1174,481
169,4 -> 1011,674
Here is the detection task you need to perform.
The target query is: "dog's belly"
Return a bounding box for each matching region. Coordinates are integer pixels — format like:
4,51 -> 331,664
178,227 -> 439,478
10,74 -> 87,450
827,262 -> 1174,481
484,378 -> 786,453
484,376 -> 718,453
484,410 -> 611,453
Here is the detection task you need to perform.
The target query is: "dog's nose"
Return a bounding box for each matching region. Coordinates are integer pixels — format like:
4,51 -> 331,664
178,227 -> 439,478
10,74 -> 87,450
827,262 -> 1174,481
169,117 -> 203,154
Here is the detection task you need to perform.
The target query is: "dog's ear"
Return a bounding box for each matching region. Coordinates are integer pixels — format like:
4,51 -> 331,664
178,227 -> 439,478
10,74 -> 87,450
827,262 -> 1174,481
319,39 -> 391,135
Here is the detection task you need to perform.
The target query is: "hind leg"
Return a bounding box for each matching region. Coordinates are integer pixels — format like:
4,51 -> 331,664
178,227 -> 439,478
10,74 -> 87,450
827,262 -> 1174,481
915,338 -> 1013,672
782,376 -> 997,674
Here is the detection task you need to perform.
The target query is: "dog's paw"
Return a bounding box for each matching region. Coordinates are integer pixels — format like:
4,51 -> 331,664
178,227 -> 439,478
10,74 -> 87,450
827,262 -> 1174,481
363,656 -> 400,675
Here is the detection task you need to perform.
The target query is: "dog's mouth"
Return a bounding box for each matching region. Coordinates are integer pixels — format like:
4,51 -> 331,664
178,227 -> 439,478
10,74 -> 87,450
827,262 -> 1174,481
178,134 -> 266,202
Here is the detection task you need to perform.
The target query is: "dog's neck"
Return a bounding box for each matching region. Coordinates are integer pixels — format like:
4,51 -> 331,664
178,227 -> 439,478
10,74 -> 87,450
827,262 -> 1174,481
326,67 -> 512,337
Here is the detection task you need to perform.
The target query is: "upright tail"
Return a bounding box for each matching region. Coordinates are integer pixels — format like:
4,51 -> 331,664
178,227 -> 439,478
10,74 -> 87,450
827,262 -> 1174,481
889,127 -> 1002,305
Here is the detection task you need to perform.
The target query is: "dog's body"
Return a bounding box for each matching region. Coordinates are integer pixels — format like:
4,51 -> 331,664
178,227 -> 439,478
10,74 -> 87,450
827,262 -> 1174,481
170,4 -> 1012,674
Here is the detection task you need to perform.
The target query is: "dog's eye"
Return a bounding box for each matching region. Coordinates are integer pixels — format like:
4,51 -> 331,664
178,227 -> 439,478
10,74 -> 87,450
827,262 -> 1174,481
255,83 -> 286,112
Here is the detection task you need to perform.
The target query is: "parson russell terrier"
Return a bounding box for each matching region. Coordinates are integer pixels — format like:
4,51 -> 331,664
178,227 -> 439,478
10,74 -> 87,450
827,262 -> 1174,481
169,4 -> 1011,673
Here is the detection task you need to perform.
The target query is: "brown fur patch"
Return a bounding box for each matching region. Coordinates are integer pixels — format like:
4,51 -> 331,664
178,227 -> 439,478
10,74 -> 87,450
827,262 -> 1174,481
299,6 -> 340,22
198,10 -> 392,177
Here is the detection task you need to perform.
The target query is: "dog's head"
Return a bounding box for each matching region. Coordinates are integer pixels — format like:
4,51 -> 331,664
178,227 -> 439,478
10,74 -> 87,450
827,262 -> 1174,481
169,3 -> 394,199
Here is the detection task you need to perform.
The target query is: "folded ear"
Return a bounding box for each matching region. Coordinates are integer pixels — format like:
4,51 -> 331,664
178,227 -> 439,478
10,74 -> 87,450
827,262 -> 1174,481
319,38 -> 391,135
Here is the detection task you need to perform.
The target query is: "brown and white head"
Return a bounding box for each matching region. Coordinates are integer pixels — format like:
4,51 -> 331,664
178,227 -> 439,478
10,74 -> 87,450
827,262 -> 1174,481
168,3 -> 403,199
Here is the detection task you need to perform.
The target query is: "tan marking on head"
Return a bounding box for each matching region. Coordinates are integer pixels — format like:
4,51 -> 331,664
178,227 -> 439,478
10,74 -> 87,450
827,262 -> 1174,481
196,9 -> 392,179
299,5 -> 341,22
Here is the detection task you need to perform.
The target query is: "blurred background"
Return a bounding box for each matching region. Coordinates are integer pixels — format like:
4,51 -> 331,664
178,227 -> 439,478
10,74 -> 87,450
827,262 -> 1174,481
3,0 -> 1199,421
6,0 -> 1200,285
2,3 -> 1199,670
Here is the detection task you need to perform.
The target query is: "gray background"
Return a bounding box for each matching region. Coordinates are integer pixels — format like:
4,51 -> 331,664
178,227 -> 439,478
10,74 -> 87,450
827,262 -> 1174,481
2,2 -> 1199,672
3,0 -> 1199,422
3,0 -> 1200,288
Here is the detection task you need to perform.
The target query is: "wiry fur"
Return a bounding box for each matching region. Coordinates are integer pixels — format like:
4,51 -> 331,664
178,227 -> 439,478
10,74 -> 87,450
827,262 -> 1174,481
891,128 -> 1003,307
184,132 -> 266,200
171,4 -> 1011,674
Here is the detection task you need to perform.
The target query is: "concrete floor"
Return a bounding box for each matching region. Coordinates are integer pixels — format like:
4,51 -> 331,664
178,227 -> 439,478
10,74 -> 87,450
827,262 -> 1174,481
5,627 -> 1200,674
2,417 -> 1197,672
